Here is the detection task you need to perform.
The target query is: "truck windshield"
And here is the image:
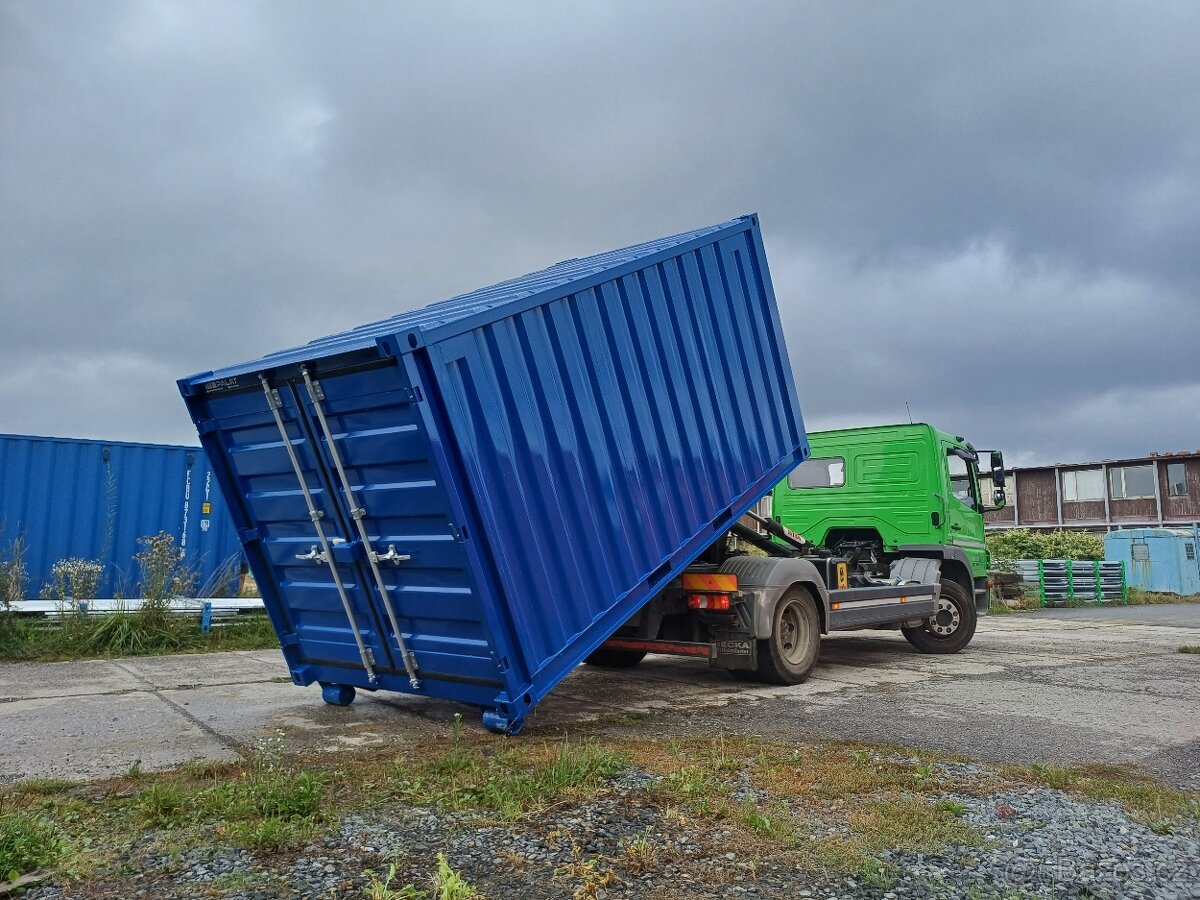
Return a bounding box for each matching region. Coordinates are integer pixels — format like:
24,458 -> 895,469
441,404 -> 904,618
946,451 -> 978,509
788,456 -> 846,489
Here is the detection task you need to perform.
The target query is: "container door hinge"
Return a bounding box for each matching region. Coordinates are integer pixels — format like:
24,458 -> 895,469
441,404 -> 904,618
450,523 -> 469,543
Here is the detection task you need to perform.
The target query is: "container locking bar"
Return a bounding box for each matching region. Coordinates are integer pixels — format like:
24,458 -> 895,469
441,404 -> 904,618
301,366 -> 422,690
259,374 -> 378,683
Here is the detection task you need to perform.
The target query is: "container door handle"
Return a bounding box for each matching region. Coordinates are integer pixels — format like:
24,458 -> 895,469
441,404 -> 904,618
372,545 -> 411,565
295,545 -> 327,563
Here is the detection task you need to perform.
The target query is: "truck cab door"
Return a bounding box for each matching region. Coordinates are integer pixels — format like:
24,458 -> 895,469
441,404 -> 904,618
942,446 -> 988,575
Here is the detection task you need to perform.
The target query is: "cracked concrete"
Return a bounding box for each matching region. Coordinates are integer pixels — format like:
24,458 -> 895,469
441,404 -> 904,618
1,604 -> 1197,787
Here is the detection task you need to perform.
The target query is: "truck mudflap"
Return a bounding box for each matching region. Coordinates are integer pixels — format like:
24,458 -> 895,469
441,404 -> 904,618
827,583 -> 939,630
710,630 -> 757,670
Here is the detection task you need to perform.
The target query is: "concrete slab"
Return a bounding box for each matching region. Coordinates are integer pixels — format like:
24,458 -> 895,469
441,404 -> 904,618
0,691 -> 237,783
1,606 -> 1197,788
0,658 -> 145,701
111,650 -> 287,689
160,680 -> 443,753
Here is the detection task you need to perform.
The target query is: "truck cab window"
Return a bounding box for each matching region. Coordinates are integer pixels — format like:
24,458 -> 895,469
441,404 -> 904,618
946,451 -> 977,509
788,456 -> 846,489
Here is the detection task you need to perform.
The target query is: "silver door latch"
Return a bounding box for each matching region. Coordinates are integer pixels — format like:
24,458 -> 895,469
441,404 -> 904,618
295,545 -> 328,563
371,545 -> 411,565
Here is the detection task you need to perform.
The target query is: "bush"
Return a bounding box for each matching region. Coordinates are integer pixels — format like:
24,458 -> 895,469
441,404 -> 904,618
44,558 -> 103,607
0,533 -> 28,607
987,529 -> 1104,563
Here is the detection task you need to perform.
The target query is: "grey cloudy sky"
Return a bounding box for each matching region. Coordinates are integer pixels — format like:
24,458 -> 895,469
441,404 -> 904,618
2,1 -> 1197,466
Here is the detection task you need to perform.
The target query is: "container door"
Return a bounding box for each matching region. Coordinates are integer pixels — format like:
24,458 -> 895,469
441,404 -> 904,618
216,378 -> 398,675
293,362 -> 501,694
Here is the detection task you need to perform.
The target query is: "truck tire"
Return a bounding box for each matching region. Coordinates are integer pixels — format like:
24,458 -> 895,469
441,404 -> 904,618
754,587 -> 821,685
584,646 -> 647,668
901,578 -> 976,654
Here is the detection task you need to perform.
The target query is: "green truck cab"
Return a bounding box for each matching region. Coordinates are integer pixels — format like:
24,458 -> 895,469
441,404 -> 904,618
587,423 -> 1006,684
771,423 -> 1005,623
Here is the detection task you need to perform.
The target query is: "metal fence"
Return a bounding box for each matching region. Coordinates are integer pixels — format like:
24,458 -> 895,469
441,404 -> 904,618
9,597 -> 265,631
1012,559 -> 1128,606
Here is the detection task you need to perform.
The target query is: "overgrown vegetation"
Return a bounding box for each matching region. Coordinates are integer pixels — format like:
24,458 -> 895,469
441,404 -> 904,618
1180,645 -> 1200,654
986,528 -> 1104,564
1017,762 -> 1200,824
0,530 -> 276,662
0,612 -> 277,662
0,532 -> 29,610
1127,588 -> 1200,606
3,732 -> 1195,893
0,806 -> 65,881
393,715 -> 626,821
133,732 -> 325,851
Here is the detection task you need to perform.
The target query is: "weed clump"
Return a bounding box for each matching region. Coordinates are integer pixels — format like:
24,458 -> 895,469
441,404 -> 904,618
0,807 -> 65,880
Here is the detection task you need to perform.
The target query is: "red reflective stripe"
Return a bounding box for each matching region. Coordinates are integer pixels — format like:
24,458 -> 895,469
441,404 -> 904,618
682,573 -> 738,591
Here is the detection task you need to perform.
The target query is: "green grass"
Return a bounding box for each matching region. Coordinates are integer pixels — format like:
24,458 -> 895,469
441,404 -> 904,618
1127,589 -> 1200,606
131,745 -> 324,850
0,808 -> 66,880
0,613 -> 277,662
394,727 -> 626,822
4,732 -> 1197,893
1179,645 -> 1200,654
1020,761 -> 1199,823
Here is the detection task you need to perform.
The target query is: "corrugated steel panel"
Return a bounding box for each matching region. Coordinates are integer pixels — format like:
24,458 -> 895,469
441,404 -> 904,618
0,434 -> 243,597
180,215 -> 807,732
1105,527 -> 1200,595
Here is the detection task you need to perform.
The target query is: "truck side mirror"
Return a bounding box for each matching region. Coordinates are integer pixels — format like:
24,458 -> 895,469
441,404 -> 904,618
992,487 -> 1006,509
990,450 -> 1005,487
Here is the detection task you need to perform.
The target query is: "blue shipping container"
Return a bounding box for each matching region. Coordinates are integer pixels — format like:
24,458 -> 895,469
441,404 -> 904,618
180,215 -> 807,732
1105,527 -> 1200,596
0,433 -> 243,598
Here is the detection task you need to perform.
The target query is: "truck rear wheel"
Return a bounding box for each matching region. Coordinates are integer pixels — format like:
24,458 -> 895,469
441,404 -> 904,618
754,587 -> 821,685
584,646 -> 647,668
901,578 -> 976,654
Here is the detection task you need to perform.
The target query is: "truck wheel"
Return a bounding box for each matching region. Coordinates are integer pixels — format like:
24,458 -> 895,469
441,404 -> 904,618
901,579 -> 976,654
584,646 -> 647,668
755,587 -> 821,685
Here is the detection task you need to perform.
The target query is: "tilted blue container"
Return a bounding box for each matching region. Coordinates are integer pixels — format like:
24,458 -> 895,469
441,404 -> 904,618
0,433 -> 243,598
179,215 -> 808,732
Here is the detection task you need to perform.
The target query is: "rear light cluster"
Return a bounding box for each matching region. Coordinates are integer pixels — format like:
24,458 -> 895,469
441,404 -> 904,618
687,593 -> 731,611
682,573 -> 737,612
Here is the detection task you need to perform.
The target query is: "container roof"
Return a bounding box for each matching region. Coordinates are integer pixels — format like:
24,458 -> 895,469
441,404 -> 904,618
184,216 -> 753,385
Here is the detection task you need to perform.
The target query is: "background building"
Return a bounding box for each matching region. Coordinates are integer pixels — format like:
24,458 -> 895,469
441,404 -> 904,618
985,451 -> 1200,532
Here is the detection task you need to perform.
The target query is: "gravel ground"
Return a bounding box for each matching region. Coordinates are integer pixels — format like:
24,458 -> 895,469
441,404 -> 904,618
22,766 -> 1200,900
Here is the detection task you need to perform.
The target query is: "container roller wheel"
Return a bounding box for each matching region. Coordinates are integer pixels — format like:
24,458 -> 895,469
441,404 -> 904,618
482,710 -> 524,735
320,683 -> 356,706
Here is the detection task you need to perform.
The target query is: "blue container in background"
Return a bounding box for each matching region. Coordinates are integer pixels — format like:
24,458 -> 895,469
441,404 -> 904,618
1105,527 -> 1200,596
180,215 -> 807,732
0,434 -> 243,598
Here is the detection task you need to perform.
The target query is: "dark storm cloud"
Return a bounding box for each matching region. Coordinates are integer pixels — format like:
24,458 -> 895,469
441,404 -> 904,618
1,1 -> 1197,463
